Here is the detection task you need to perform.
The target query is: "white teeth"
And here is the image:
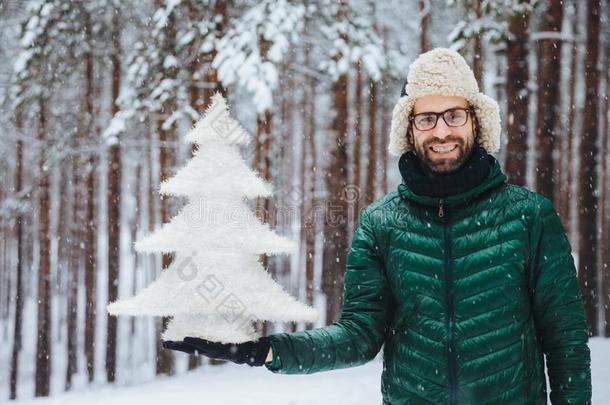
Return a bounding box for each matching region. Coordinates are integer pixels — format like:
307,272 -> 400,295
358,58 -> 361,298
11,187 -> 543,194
431,145 -> 457,153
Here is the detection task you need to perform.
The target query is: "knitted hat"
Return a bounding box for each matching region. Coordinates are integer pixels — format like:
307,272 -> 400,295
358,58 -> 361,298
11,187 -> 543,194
388,48 -> 501,156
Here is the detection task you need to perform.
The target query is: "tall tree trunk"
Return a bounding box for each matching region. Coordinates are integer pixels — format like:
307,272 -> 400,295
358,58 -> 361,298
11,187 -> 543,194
380,26 -> 389,195
535,0 -> 564,202
155,4 -> 178,375
353,59 -> 363,216
9,110 -> 25,400
156,153 -> 175,374
67,54 -> 89,386
85,90 -> 99,384
65,33 -> 95,390
254,108 -> 273,246
504,4 -> 530,186
147,122 -> 158,302
300,7 -> 317,322
419,0 -> 430,52
130,163 -> 142,338
363,1 -> 378,207
254,35 -> 274,321
577,0 -> 601,336
300,104 -> 316,309
560,2 -> 580,240
156,171 -> 175,375
601,66 -> 610,338
255,108 -> 273,337
365,79 -> 377,206
304,109 -> 317,313
0,195 -> 8,324
186,4 -> 204,370
472,0 -> 483,86
202,0 -> 227,107
106,7 -> 121,382
187,3 -> 204,116
35,96 -> 51,398
0,182 -> 6,324
493,50 -> 506,164
56,146 -> 71,390
82,25 -> 98,389
65,155 -> 78,390
86,166 -> 102,377
322,0 -> 349,324
278,59 -> 295,333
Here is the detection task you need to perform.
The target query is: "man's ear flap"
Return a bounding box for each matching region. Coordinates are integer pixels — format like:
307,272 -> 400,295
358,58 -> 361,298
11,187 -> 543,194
400,80 -> 409,97
406,123 -> 414,146
471,112 -> 480,142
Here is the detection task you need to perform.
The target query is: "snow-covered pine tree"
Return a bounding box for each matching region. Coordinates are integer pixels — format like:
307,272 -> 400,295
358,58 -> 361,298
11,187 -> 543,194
108,93 -> 317,343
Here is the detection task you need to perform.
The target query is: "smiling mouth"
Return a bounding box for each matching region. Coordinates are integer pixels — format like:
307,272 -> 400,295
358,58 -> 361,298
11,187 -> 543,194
429,144 -> 458,154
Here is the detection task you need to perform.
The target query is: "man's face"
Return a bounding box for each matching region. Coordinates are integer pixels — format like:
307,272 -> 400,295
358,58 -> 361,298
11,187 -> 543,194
409,95 -> 477,175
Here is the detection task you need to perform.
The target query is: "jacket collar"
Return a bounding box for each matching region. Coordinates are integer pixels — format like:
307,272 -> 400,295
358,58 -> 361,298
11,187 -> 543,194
397,148 -> 507,209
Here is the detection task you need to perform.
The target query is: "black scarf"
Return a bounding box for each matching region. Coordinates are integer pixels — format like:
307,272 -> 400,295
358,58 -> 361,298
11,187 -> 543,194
399,146 -> 491,198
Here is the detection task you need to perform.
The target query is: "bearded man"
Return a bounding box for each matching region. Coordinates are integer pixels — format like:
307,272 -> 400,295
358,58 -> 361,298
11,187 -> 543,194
164,48 -> 592,405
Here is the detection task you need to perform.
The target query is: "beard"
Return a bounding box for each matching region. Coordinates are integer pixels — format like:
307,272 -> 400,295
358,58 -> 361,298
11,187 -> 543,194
414,136 -> 475,175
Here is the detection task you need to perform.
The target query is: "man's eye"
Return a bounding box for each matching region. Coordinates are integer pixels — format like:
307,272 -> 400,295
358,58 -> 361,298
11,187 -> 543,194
417,116 -> 435,125
447,111 -> 465,123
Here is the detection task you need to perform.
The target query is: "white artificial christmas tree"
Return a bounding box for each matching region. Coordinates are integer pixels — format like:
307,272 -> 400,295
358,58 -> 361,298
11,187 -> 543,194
108,93 -> 318,343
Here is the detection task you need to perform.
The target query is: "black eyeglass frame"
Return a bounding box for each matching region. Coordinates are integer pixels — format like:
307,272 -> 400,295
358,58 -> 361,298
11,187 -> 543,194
409,107 -> 475,131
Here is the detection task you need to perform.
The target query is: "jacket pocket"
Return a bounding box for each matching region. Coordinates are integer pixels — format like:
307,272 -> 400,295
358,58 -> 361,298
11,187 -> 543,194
387,299 -> 418,348
521,320 -> 538,402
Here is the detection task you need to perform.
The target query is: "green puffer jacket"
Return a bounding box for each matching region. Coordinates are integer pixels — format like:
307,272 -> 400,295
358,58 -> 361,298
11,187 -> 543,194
266,158 -> 591,404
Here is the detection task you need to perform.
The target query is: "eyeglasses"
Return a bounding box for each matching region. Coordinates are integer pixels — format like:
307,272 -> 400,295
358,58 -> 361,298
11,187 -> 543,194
409,107 -> 474,131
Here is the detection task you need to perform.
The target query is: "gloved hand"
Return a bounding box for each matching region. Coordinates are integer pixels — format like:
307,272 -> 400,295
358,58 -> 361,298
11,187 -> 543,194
162,336 -> 271,367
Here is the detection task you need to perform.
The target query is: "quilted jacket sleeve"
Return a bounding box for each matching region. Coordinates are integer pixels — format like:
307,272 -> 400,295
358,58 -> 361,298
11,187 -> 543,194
265,209 -> 393,374
530,197 -> 592,405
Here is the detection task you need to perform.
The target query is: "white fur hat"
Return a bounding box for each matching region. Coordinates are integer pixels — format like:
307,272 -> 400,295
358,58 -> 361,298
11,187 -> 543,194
388,48 -> 501,156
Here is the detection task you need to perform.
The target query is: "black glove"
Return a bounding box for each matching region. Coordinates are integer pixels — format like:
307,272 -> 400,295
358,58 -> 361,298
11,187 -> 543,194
162,336 -> 272,367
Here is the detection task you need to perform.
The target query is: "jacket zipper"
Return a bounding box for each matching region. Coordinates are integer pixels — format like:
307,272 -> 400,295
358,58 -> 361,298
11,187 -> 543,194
440,198 -> 457,405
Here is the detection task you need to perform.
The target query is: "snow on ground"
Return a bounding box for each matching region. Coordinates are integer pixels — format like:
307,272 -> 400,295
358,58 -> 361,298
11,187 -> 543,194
5,359 -> 382,405
5,338 -> 610,405
589,338 -> 610,404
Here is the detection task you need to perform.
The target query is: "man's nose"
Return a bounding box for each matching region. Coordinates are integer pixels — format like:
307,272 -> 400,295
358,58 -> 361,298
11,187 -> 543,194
432,118 -> 452,139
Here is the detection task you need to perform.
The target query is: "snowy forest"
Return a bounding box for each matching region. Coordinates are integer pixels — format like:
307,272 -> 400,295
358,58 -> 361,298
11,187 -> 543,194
0,0 -> 609,402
